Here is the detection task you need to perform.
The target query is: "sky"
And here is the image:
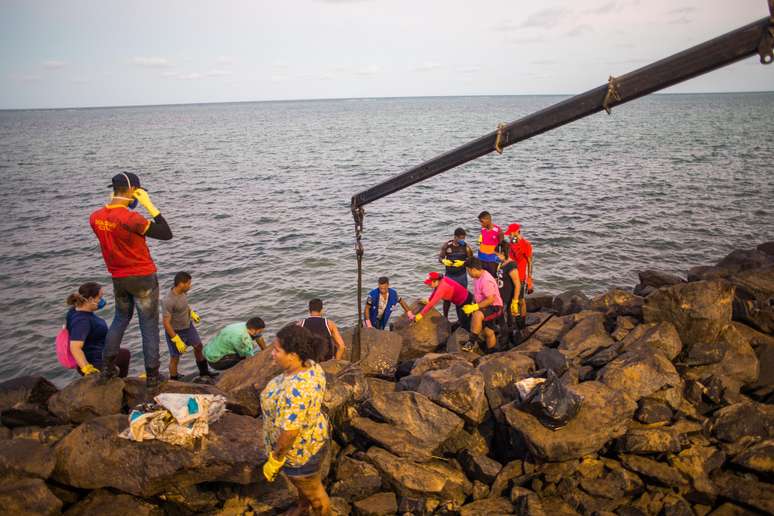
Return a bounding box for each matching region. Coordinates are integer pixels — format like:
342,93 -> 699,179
1,0 -> 773,109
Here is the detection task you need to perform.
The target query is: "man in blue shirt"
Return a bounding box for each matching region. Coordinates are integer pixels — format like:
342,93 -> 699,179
363,276 -> 414,330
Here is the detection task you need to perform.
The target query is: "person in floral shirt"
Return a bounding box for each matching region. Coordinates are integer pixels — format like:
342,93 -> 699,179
260,324 -> 330,515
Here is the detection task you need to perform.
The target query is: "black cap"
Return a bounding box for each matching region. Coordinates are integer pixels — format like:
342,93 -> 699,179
108,172 -> 141,189
454,227 -> 466,237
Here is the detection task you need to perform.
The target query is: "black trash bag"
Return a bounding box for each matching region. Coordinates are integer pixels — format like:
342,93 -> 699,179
534,348 -> 568,376
521,370 -> 583,430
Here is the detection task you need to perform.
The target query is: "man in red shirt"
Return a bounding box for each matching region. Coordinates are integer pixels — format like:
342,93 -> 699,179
414,271 -> 473,330
90,172 -> 172,390
504,223 -> 533,323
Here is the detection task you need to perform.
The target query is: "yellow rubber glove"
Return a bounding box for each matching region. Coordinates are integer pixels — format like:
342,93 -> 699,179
80,363 -> 99,375
171,334 -> 188,353
262,452 -> 286,482
441,258 -> 453,267
414,313 -> 423,323
477,234 -> 482,243
132,188 -> 160,218
190,309 -> 201,324
510,298 -> 520,316
452,260 -> 465,267
462,303 -> 480,315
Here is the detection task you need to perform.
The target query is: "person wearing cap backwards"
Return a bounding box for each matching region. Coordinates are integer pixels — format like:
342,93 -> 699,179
413,271 -> 473,330
438,227 -> 473,319
461,257 -> 504,353
505,223 -> 534,322
90,172 -> 172,390
477,211 -> 504,280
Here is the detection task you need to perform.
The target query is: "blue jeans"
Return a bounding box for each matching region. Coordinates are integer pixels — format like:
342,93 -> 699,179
105,274 -> 160,373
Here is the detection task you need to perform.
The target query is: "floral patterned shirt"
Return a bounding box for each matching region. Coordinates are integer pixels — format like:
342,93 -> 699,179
260,362 -> 328,467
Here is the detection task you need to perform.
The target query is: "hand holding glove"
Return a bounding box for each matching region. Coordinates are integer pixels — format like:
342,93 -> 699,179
190,309 -> 201,324
510,298 -> 520,316
132,188 -> 160,218
406,311 -> 415,321
452,259 -> 466,267
414,313 -> 423,323
527,277 -> 534,294
462,303 -> 480,315
262,452 -> 286,482
171,334 -> 188,353
80,363 -> 99,375
441,258 -> 453,267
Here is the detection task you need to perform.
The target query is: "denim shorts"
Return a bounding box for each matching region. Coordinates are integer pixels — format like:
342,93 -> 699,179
165,322 -> 202,357
283,442 -> 329,478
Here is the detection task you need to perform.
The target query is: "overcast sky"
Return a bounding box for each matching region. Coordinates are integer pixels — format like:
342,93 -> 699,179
1,0 -> 773,109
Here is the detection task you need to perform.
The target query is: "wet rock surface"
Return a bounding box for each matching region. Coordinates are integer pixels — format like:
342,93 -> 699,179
0,241 -> 772,514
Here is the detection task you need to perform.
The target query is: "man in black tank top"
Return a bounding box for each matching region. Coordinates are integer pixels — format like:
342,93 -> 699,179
301,298 -> 346,362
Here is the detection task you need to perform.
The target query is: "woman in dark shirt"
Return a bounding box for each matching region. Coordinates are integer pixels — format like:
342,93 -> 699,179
66,282 -> 130,377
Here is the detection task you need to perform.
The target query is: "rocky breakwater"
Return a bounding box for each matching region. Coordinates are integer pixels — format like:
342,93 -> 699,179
1,241 -> 773,515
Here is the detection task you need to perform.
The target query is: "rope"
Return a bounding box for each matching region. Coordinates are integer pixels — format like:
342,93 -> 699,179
352,206 -> 365,362
602,76 -> 622,114
494,123 -> 507,154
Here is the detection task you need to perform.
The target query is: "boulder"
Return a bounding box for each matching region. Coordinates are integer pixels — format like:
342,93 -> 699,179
414,362 -> 489,424
682,324 -> 759,393
731,438 -> 774,475
526,294 -> 554,312
64,489 -> 162,515
409,352 -> 472,376
489,459 -> 524,497
553,289 -> 590,315
215,347 -> 282,416
330,456 -> 382,502
729,265 -> 774,334
712,471 -> 774,515
707,502 -> 760,515
502,381 -> 636,461
598,350 -> 682,402
510,487 -> 546,516
635,398 -> 673,424
526,313 -> 573,344
47,376 -> 124,424
533,347 -> 568,375
617,427 -> 681,454
687,265 -> 730,282
341,327 -> 404,377
156,483 -> 221,513
558,314 -> 616,360
0,474 -> 62,515
361,390 -> 464,455
476,349 -> 535,411
124,379 -> 250,415
0,376 -> 60,428
53,413 -> 264,497
637,270 -> 686,289
643,280 -> 734,348
216,477 -> 298,515
620,321 -> 683,361
446,326 -> 473,354
619,454 -> 688,487
459,497 -> 514,516
733,322 -> 774,401
393,303 -> 451,361
669,445 -> 725,502
352,492 -> 397,516
365,377 -> 396,398
0,438 -> 56,478
716,248 -> 774,272
589,289 -> 644,317
351,416 -> 436,461
365,446 -> 471,507
458,450 -> 502,484
759,241 -> 774,255
711,401 -> 774,443
331,496 -> 352,516
324,364 -> 369,439
611,315 -> 638,341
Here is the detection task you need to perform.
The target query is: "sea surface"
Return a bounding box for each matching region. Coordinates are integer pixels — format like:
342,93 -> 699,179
0,93 -> 772,385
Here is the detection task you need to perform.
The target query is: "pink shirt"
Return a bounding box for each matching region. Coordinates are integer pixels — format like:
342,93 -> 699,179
474,270 -> 503,307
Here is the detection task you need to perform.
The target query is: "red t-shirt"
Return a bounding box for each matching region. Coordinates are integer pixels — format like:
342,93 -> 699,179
420,277 -> 470,316
509,238 -> 533,281
90,206 -> 156,278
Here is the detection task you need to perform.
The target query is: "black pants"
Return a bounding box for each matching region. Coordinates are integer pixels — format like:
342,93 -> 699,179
208,354 -> 244,371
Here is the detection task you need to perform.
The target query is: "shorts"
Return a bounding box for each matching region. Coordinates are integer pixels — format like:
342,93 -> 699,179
283,442 -> 329,478
165,322 -> 202,357
482,305 -> 503,330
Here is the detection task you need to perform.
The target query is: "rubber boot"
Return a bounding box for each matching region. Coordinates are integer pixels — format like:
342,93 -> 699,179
98,355 -> 118,383
145,367 -> 162,397
461,334 -> 483,353
197,359 -> 219,378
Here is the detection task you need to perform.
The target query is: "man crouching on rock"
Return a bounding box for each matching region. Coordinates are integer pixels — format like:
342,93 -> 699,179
462,257 -> 504,353
260,324 -> 330,515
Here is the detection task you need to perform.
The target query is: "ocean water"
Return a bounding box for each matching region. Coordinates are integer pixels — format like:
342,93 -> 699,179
0,93 -> 772,385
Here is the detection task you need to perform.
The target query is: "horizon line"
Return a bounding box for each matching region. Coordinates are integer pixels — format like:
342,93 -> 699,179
2,90 -> 773,112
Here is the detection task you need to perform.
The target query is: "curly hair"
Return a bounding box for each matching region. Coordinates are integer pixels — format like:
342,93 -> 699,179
276,323 -> 325,363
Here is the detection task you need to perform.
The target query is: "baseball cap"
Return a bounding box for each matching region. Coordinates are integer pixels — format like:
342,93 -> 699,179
108,172 -> 142,189
505,223 -> 521,235
423,271 -> 443,285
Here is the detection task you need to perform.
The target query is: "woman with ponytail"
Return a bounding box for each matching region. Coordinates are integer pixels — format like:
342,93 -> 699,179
260,324 -> 330,515
66,282 -> 131,377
